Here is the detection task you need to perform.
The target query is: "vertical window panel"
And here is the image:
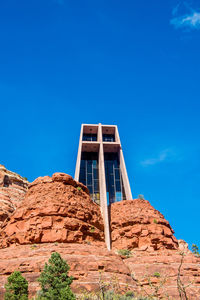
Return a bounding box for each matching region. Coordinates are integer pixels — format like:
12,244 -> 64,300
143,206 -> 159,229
104,152 -> 125,205
79,152 -> 99,205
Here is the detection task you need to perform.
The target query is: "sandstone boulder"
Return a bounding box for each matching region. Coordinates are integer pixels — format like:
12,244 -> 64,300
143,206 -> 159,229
0,164 -> 28,227
0,173 -> 104,247
110,199 -> 178,250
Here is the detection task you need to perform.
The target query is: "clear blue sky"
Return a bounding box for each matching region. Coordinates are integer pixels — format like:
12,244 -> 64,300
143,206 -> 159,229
0,0 -> 200,248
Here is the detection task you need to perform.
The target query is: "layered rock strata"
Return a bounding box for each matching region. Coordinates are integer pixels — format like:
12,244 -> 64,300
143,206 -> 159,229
0,243 -> 199,299
0,243 -> 135,299
0,164 -> 28,227
123,248 -> 200,299
110,199 -> 178,250
0,173 -> 105,248
0,172 -> 199,299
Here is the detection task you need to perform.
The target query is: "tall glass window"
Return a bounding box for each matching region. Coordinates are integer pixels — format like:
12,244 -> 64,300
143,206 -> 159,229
79,152 -> 100,205
104,153 -> 125,205
82,133 -> 97,141
103,134 -> 115,142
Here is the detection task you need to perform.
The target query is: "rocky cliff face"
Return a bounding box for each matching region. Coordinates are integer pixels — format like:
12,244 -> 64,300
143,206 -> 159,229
0,173 -> 104,248
0,171 -> 199,299
0,164 -> 28,227
125,246 -> 200,299
0,243 -> 199,299
0,243 -> 134,299
110,199 -> 178,250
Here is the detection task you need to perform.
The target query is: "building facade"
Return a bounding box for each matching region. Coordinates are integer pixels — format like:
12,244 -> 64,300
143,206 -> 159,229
75,123 -> 132,249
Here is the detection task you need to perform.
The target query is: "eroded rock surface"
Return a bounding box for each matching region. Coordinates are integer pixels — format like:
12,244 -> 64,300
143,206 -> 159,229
0,243 -> 135,298
0,173 -> 104,247
0,243 -> 199,299
110,199 -> 178,251
123,248 -> 200,299
0,164 -> 28,227
0,172 -> 199,299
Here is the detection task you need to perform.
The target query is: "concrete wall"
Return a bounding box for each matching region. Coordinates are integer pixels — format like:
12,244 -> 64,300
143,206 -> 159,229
74,123 -> 132,250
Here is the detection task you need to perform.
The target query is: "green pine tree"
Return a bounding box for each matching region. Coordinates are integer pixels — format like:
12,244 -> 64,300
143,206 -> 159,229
37,252 -> 75,300
4,271 -> 28,300
192,244 -> 200,256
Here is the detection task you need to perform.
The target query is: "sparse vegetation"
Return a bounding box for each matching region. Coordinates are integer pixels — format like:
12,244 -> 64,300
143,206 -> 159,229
90,226 -> 95,233
176,252 -> 192,300
78,272 -> 151,300
117,249 -> 132,258
77,290 -> 150,300
136,272 -> 167,299
153,219 -> 158,224
30,244 -> 37,250
77,186 -> 82,191
153,272 -> 160,278
2,250 -> 193,300
191,244 -> 200,257
124,291 -> 135,298
138,194 -> 144,200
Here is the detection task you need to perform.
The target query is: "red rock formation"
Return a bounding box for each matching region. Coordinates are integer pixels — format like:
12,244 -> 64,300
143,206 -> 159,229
0,173 -> 104,248
0,172 -> 199,299
110,199 -> 178,251
0,164 -> 28,227
123,248 -> 200,299
0,243 -> 135,298
0,243 -> 199,299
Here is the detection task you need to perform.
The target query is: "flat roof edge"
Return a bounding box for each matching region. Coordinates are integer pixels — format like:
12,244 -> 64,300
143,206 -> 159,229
82,124 -> 118,128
